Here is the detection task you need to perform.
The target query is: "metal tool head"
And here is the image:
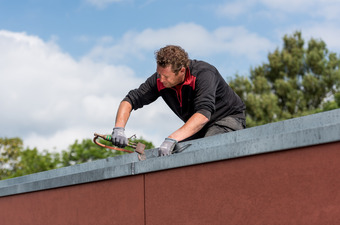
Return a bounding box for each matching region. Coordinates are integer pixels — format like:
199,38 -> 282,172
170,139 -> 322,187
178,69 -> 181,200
135,142 -> 146,161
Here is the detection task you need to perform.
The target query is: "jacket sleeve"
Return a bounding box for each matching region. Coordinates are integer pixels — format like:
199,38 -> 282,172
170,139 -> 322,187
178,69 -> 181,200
193,68 -> 219,120
123,73 -> 160,110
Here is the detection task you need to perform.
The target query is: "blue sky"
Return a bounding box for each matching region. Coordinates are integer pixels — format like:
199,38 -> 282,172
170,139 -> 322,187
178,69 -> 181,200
1,0 -> 340,152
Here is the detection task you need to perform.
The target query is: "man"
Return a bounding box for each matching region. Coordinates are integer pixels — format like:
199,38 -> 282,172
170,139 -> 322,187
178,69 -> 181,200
112,45 -> 246,156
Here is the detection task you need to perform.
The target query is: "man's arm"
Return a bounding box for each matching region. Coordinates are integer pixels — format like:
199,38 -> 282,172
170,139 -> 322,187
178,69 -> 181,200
158,112 -> 209,156
115,100 -> 132,128
111,101 -> 132,147
168,112 -> 209,142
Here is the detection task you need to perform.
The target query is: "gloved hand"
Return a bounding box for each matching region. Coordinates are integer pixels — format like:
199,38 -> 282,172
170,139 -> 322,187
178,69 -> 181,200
158,138 -> 178,156
111,127 -> 128,148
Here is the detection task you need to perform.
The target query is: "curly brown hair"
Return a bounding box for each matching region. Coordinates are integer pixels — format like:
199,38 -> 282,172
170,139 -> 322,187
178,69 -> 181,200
155,45 -> 190,74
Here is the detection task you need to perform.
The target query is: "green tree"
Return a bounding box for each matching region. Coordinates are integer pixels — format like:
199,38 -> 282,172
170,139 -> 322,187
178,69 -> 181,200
0,137 -> 23,179
8,148 -> 60,178
1,136 -> 154,179
1,137 -> 60,179
229,31 -> 340,127
61,139 -> 119,166
61,137 -> 154,166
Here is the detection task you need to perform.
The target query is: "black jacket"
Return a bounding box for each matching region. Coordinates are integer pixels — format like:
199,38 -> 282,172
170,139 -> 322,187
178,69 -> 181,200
124,60 -> 245,128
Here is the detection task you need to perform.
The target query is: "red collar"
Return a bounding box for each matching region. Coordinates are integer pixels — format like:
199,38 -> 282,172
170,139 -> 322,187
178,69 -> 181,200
157,68 -> 196,91
175,68 -> 195,89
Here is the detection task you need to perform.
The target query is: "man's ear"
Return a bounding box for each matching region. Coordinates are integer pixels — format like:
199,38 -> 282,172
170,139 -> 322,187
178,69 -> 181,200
179,67 -> 186,75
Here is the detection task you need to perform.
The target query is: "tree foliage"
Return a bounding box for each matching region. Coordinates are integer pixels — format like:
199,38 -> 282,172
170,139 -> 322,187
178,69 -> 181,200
0,137 -> 23,179
10,148 -> 60,179
61,137 -> 154,167
1,137 -> 60,179
229,31 -> 340,127
1,136 -> 154,180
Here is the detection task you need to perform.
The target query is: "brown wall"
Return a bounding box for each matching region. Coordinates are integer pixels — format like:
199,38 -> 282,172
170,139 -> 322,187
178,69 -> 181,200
1,141 -> 339,225
0,175 -> 145,225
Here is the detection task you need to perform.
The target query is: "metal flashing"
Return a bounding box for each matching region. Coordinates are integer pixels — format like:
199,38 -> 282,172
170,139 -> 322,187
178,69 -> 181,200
1,109 -> 339,197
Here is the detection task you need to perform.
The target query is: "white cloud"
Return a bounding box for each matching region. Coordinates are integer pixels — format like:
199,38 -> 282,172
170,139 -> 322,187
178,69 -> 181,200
214,1 -> 340,55
85,23 -> 275,64
273,20 -> 340,53
85,0 -> 125,9
260,0 -> 340,16
315,2 -> 340,20
303,23 -> 340,52
259,0 -> 313,12
0,30 -> 156,152
216,0 -> 254,18
216,0 -> 340,21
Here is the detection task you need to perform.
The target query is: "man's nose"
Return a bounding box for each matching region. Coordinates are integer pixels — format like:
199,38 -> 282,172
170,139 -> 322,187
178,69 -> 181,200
160,75 -> 165,83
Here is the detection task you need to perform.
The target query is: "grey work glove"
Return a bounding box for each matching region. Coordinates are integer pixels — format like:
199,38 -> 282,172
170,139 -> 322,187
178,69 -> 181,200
111,127 -> 128,148
158,138 -> 178,156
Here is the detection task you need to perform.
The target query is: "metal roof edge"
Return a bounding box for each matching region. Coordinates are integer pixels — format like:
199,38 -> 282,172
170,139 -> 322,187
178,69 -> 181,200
1,109 -> 339,197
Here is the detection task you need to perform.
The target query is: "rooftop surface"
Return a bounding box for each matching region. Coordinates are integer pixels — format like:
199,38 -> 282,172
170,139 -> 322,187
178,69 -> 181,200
1,109 -> 340,197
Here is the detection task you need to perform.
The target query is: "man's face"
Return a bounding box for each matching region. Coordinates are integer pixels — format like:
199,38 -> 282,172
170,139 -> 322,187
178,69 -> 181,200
157,65 -> 186,88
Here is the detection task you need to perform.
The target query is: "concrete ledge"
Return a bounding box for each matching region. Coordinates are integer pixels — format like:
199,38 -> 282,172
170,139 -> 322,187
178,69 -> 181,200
0,150 -> 139,188
1,109 -> 339,197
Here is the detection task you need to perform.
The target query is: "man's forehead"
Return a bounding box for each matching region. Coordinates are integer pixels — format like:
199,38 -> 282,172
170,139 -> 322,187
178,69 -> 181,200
157,65 -> 173,74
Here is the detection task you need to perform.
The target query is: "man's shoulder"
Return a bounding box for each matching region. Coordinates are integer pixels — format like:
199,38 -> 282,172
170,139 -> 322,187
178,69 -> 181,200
145,72 -> 158,83
190,60 -> 218,77
190,59 -> 212,68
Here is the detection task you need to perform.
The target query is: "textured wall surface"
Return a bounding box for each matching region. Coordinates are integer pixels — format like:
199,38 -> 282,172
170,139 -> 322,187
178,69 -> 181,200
0,175 -> 145,225
144,142 -> 340,225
